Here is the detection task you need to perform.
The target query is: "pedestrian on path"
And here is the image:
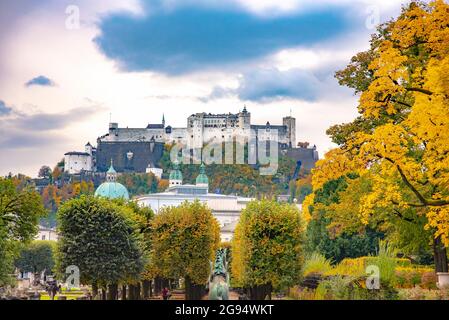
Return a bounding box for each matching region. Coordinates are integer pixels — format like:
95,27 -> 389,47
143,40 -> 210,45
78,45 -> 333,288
162,287 -> 170,300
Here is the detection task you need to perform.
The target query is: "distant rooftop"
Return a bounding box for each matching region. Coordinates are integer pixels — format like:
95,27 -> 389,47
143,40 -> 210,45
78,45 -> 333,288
147,123 -> 164,129
64,151 -> 90,156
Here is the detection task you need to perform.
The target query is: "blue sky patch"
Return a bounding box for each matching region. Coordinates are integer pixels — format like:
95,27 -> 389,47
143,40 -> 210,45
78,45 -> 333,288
0,100 -> 12,115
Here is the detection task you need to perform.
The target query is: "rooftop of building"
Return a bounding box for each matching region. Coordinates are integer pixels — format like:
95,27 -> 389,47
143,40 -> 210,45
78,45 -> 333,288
137,187 -> 253,204
64,151 -> 90,156
146,123 -> 164,129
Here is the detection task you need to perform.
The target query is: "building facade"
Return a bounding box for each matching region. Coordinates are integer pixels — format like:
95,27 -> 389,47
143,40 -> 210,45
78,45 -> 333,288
98,107 -> 295,149
35,225 -> 58,241
64,142 -> 95,174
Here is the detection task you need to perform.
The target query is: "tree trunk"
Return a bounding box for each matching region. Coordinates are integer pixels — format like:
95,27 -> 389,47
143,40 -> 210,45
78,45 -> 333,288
142,280 -> 150,299
101,287 -> 107,300
185,276 -> 204,300
248,284 -> 272,300
121,285 -> 127,300
128,285 -> 136,300
135,282 -> 142,300
149,280 -> 153,297
107,284 -> 118,300
155,276 -> 162,296
267,283 -> 272,300
92,282 -> 98,299
434,236 -> 448,273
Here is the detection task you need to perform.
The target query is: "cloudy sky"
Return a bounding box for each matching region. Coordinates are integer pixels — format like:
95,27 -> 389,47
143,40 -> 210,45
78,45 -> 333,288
0,0 -> 410,177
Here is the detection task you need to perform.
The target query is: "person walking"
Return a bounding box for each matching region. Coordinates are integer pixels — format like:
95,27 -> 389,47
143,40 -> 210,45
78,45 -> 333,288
162,287 -> 170,300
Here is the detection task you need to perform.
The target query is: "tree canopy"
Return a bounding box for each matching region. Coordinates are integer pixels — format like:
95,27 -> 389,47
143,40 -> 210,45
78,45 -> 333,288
304,0 -> 449,271
149,200 -> 220,299
15,241 -> 56,275
0,177 -> 46,285
231,200 -> 305,299
56,195 -> 144,290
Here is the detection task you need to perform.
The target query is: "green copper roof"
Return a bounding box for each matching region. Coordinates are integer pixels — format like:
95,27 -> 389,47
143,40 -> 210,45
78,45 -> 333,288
169,162 -> 183,181
96,160 -> 129,199
107,164 -> 117,174
95,181 -> 129,200
196,163 -> 208,185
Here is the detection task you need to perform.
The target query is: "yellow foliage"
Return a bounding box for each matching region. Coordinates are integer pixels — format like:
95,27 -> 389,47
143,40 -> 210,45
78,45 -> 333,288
231,200 -> 304,289
309,0 -> 449,246
301,193 -> 314,223
311,149 -> 357,190
150,200 -> 220,284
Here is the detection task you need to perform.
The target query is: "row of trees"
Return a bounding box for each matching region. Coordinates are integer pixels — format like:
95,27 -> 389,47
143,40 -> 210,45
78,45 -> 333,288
56,197 -> 220,300
2,170 -> 308,300
304,1 -> 449,271
56,197 -> 306,300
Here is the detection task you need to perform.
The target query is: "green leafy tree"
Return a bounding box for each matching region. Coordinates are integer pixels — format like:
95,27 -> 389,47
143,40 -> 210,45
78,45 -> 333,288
38,166 -> 52,180
305,176 -> 384,263
114,199 -> 155,299
0,178 -> 46,286
56,195 -> 144,299
15,241 -> 56,276
231,200 -> 305,299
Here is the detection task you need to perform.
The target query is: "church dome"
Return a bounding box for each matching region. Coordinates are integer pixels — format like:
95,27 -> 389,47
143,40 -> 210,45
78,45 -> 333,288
95,182 -> 129,200
195,163 -> 209,186
169,162 -> 183,181
95,161 -> 130,200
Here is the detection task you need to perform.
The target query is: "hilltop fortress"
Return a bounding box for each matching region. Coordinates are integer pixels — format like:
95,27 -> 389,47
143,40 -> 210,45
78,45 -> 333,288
64,107 -> 318,175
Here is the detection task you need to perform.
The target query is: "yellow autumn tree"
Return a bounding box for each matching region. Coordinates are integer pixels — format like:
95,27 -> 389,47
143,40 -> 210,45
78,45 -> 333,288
149,200 -> 220,300
307,0 -> 449,272
231,200 -> 305,299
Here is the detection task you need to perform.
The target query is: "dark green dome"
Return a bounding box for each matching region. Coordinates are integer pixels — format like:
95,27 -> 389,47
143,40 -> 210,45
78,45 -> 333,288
169,162 -> 183,181
196,163 -> 209,185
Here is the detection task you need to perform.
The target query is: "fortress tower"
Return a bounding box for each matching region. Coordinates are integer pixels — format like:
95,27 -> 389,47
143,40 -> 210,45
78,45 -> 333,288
238,105 -> 251,130
283,116 -> 296,148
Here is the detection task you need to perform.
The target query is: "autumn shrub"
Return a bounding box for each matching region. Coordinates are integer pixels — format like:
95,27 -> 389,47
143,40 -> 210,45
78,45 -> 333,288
315,276 -> 356,300
315,275 -> 400,300
302,253 -> 332,277
150,200 -> 220,300
325,257 -> 366,277
395,267 -> 436,289
287,286 -> 316,300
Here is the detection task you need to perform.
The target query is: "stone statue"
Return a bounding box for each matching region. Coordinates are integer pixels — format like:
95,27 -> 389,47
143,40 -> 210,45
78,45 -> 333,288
208,248 -> 230,300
